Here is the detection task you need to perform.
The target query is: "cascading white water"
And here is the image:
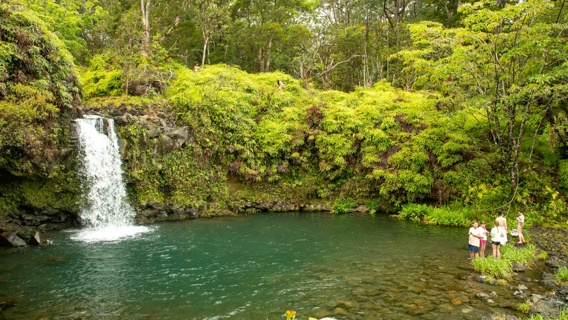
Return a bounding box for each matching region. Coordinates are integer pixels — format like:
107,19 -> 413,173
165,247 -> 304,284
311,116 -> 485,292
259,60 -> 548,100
73,115 -> 149,242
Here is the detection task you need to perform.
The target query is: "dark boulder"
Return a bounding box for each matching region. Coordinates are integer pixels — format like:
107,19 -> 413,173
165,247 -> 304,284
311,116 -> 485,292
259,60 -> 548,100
28,231 -> 41,245
0,300 -> 14,311
0,232 -> 27,247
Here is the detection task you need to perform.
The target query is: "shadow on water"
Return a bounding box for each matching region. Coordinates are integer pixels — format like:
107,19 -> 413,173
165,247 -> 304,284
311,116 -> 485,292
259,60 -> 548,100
0,213 -> 551,319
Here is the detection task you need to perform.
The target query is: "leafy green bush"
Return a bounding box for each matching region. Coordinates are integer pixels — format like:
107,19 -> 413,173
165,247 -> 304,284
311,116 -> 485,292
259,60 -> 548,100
473,257 -> 512,279
560,160 -> 568,192
397,203 -> 430,222
80,54 -> 124,97
502,244 -> 536,265
536,251 -> 548,260
556,267 -> 568,283
518,302 -> 532,314
365,198 -> 381,215
332,198 -> 357,214
424,207 -> 471,227
0,3 -> 79,176
397,204 -> 471,226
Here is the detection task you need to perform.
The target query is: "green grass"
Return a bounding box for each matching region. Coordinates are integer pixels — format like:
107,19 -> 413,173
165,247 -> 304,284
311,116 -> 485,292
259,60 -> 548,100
556,267 -> 568,283
473,244 -> 537,279
536,251 -> 548,260
525,310 -> 568,320
518,302 -> 532,314
472,257 -> 512,279
502,243 -> 536,265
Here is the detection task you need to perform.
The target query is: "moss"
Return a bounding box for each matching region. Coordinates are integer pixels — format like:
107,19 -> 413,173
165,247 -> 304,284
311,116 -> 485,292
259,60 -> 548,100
0,2 -> 80,177
0,171 -> 79,219
20,177 -> 79,210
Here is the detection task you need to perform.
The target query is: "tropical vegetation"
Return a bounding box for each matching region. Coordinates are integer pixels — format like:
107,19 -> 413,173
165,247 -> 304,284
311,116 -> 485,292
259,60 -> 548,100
0,0 -> 567,227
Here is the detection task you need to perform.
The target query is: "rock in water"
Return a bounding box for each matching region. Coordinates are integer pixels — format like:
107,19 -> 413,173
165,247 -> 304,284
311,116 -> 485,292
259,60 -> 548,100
0,233 -> 27,247
28,231 -> 41,245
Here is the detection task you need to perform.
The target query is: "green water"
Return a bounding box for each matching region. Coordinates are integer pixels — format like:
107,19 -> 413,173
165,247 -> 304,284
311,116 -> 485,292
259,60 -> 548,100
0,213 -> 538,319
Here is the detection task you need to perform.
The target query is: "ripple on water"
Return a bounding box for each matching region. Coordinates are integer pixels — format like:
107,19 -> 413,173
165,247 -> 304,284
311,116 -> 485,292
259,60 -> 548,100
0,213 -> 553,320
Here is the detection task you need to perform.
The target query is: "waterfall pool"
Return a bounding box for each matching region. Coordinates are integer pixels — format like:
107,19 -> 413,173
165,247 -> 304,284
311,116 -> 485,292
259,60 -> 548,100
0,213 -> 547,319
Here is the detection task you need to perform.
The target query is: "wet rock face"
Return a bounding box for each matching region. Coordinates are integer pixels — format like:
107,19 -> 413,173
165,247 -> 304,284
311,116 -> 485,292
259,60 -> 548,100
0,207 -> 79,247
0,233 -> 27,247
135,202 -> 201,223
0,229 -> 47,247
14,208 -> 79,231
241,201 -> 333,213
529,226 -> 568,303
530,227 -> 568,266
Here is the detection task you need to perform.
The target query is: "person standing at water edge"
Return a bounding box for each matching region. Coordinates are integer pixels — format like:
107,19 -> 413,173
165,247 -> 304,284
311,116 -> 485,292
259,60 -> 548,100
468,221 -> 483,260
496,212 -> 508,245
517,211 -> 526,244
490,220 -> 502,258
479,221 -> 488,258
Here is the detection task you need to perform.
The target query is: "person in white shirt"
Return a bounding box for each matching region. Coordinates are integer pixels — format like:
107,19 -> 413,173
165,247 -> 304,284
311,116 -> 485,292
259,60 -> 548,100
490,220 -> 502,258
468,221 -> 483,260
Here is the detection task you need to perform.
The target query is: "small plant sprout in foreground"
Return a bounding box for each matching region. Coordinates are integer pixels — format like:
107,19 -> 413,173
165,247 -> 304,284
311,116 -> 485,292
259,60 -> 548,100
285,310 -> 296,320
517,302 -> 532,314
556,267 -> 568,283
525,310 -> 568,320
536,251 -> 549,260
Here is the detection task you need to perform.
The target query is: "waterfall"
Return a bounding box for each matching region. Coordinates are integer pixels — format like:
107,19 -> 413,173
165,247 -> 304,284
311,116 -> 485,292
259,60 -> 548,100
73,115 -> 149,242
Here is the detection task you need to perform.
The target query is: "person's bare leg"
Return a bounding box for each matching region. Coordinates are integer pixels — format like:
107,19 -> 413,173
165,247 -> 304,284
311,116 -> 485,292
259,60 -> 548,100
518,226 -> 525,243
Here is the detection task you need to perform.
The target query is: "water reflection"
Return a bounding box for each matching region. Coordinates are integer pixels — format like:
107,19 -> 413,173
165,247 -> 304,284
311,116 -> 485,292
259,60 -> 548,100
0,213 -> 545,319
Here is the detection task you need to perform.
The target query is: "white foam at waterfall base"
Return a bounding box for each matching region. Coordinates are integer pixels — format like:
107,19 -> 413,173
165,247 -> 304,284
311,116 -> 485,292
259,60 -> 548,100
71,226 -> 151,243
73,115 -> 151,242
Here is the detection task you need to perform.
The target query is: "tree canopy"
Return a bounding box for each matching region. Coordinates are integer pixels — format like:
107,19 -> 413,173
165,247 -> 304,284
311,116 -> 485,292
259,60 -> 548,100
1,0 -> 567,222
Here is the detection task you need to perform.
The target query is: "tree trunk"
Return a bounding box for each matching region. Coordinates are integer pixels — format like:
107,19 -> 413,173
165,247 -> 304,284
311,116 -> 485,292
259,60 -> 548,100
141,0 -> 151,56
265,37 -> 272,72
201,33 -> 209,68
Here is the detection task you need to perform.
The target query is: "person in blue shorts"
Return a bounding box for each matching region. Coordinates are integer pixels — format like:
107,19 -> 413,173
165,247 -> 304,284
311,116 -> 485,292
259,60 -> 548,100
468,221 -> 483,260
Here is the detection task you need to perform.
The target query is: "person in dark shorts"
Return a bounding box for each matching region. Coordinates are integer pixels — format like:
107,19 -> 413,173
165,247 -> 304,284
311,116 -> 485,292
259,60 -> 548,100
490,220 -> 502,258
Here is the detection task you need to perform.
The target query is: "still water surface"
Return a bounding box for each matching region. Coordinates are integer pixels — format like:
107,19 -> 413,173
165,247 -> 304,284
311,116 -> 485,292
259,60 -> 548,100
0,213 -> 534,319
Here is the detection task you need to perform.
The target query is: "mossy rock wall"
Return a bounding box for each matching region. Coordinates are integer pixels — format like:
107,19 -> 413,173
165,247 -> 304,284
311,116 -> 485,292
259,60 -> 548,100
0,2 -> 82,232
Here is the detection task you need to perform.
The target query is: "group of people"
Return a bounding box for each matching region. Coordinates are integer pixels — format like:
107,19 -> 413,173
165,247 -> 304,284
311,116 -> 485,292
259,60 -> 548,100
467,211 -> 526,260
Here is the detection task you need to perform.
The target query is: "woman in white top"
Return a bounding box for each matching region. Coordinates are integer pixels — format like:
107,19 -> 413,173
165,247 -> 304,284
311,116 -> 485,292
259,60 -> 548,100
490,220 -> 502,258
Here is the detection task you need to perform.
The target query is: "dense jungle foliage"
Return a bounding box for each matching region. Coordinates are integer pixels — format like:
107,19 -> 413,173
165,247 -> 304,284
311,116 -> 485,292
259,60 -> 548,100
0,2 -> 82,223
0,0 -> 567,227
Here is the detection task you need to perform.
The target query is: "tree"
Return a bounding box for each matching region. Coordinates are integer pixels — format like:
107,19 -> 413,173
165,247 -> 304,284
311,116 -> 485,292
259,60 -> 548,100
396,0 -> 568,206
140,0 -> 151,56
187,0 -> 230,67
